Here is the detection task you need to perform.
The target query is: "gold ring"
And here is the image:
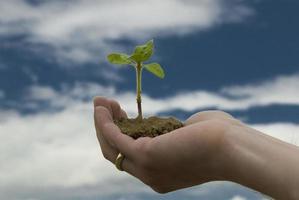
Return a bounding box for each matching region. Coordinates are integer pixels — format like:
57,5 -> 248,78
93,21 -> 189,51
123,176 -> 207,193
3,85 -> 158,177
115,153 -> 125,171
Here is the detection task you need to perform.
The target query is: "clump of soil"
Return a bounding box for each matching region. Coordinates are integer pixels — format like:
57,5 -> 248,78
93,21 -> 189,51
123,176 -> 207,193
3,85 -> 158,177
115,116 -> 184,139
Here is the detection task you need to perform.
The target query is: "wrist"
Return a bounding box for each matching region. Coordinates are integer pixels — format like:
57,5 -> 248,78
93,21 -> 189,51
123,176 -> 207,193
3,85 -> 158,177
212,123 -> 247,181
217,123 -> 252,181
220,124 -> 271,187
201,120 -> 244,182
219,123 -> 299,199
217,124 -> 274,197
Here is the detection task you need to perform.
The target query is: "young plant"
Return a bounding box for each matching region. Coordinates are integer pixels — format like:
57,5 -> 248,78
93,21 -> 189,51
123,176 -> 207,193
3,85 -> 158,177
107,39 -> 165,120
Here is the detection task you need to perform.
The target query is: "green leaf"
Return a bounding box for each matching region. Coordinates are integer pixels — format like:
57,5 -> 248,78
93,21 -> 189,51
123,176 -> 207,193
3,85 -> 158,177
107,53 -> 133,65
144,63 -> 165,79
130,39 -> 154,62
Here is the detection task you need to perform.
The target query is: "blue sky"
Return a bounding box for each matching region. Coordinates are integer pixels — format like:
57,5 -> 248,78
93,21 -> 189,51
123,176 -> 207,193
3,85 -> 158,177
0,0 -> 298,199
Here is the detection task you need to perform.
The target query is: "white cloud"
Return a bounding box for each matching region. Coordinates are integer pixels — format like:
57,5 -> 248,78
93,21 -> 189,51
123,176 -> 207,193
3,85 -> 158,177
0,0 -> 253,63
221,73 -> 299,107
253,123 -> 299,146
25,83 -> 115,108
24,73 -> 299,116
138,73 -> 299,113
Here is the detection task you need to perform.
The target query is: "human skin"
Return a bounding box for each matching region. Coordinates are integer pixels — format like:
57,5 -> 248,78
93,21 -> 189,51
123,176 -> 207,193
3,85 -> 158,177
93,97 -> 299,200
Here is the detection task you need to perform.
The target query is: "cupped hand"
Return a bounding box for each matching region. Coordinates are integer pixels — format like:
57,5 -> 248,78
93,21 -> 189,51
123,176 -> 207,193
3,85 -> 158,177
93,96 -> 243,193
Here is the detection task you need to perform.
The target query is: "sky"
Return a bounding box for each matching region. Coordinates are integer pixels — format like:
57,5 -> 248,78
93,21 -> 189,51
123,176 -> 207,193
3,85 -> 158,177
0,0 -> 299,199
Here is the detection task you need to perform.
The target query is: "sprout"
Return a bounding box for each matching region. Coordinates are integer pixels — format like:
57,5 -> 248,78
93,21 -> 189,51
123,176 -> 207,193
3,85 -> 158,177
107,39 -> 165,120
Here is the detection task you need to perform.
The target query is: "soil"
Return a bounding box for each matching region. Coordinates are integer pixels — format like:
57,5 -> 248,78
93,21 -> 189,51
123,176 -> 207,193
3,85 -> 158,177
114,116 -> 184,139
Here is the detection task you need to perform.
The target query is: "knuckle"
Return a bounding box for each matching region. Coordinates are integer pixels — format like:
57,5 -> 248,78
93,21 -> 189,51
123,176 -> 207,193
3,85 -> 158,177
95,106 -> 109,115
94,99 -> 113,116
93,97 -> 109,107
102,122 -> 112,132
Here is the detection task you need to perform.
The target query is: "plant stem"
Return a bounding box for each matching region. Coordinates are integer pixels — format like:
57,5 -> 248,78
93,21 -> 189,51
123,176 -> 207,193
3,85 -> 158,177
136,62 -> 143,120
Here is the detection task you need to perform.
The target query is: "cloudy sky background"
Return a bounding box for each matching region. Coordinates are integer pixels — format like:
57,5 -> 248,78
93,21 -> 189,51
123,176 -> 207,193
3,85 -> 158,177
0,0 -> 299,199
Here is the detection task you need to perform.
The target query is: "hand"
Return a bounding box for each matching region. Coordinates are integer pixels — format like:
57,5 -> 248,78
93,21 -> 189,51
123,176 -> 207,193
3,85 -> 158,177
93,96 -> 243,193
94,97 -> 299,199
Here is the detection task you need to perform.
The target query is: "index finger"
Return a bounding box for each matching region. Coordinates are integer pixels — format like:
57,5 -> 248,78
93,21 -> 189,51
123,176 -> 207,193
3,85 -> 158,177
93,96 -> 127,119
94,106 -> 136,159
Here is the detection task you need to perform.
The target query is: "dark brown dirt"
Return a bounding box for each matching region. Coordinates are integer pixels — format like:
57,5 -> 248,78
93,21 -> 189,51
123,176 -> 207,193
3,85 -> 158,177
114,116 -> 184,139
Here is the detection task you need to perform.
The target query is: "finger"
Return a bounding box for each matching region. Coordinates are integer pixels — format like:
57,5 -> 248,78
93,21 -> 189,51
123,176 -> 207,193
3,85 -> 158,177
95,106 -> 136,159
93,96 -> 113,115
98,144 -> 138,176
94,105 -> 138,176
93,96 -> 127,120
110,99 -> 128,119
112,154 -> 139,177
121,109 -> 128,118
94,107 -> 119,161
185,110 -> 234,125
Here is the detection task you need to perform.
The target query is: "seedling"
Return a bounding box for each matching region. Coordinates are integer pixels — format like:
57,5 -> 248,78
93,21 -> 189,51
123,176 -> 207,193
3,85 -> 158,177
106,39 -> 182,139
107,39 -> 165,120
